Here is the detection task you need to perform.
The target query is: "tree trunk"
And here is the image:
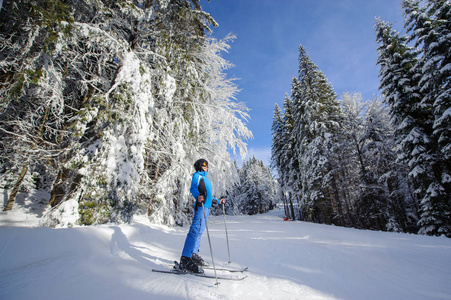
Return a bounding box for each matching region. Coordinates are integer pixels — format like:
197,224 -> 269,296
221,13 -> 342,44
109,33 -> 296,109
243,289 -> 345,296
289,193 -> 295,220
283,192 -> 289,218
3,163 -> 28,211
331,173 -> 344,226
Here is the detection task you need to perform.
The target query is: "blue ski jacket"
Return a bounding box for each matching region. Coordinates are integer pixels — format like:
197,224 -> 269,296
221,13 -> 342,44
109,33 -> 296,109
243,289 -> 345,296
190,171 -> 219,208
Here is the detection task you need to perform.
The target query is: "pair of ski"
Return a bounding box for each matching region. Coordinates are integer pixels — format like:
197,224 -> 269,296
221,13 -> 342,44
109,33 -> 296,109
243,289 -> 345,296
152,261 -> 248,281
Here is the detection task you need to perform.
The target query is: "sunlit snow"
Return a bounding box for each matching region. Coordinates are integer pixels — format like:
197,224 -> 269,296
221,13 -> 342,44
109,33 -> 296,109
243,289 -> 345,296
1,190 -> 450,300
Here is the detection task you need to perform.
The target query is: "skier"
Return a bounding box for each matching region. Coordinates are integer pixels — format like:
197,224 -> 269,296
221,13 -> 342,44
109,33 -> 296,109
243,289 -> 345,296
179,159 -> 225,274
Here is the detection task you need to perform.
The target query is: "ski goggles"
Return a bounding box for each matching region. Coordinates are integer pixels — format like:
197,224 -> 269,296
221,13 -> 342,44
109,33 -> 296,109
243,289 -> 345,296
201,162 -> 208,167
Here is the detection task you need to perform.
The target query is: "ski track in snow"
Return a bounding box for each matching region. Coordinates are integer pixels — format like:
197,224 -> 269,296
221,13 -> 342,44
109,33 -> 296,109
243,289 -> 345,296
1,192 -> 451,299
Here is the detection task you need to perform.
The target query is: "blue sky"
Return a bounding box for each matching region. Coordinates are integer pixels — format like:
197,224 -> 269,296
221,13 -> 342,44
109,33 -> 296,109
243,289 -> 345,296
201,0 -> 406,167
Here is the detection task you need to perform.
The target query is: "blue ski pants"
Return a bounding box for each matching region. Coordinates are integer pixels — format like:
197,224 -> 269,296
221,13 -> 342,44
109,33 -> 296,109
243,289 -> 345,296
182,206 -> 210,257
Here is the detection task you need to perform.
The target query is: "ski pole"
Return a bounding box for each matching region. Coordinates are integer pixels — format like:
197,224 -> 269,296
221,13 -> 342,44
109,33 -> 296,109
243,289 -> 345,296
222,203 -> 231,264
202,202 -> 219,286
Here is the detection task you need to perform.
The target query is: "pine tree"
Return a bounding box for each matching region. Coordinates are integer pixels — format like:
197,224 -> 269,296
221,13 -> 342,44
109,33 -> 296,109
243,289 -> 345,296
271,102 -> 294,219
292,45 -> 341,224
233,156 -> 277,215
271,103 -> 284,176
281,94 -> 298,220
376,0 -> 451,236
403,0 -> 451,237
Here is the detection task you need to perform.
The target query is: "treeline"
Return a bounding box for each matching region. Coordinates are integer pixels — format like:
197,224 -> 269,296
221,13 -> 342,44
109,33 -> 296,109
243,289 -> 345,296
271,0 -> 451,237
217,156 -> 277,216
0,0 -> 251,226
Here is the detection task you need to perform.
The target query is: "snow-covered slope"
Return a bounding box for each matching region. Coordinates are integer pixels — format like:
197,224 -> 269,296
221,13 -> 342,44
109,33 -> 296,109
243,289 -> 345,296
1,191 -> 451,300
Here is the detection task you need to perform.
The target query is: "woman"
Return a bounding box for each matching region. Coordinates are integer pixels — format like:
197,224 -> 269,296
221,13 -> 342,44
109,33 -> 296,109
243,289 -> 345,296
179,158 -> 225,273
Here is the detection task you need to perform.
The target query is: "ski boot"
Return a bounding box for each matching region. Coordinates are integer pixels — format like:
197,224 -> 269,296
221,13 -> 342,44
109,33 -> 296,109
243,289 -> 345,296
179,256 -> 204,274
192,253 -> 209,267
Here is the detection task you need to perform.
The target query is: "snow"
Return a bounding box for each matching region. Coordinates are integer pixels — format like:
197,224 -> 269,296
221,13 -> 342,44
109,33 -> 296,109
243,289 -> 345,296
1,190 -> 451,300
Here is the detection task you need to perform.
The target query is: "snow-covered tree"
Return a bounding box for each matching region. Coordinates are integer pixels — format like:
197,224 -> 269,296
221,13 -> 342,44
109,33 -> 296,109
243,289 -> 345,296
291,45 -> 341,224
0,0 -> 252,226
271,103 -> 284,178
365,98 -> 418,232
376,0 -> 451,236
272,56 -> 418,232
272,94 -> 299,220
271,102 -> 293,219
342,94 -> 417,232
229,156 -> 277,215
333,93 -> 368,226
402,0 -> 451,236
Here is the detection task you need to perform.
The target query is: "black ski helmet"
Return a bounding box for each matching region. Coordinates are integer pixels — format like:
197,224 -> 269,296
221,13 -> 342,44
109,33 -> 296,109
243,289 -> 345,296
194,159 -> 208,171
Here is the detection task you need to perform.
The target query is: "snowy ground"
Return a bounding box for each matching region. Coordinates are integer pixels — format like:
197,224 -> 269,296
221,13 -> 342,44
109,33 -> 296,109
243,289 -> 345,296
1,190 -> 451,300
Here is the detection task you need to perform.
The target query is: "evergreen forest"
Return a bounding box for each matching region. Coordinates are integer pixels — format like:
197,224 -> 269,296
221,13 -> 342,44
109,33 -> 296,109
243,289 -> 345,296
1,0 -> 450,237
271,0 -> 451,237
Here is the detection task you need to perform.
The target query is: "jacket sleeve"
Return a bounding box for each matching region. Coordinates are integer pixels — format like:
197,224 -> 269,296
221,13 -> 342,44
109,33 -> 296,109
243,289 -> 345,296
190,173 -> 200,199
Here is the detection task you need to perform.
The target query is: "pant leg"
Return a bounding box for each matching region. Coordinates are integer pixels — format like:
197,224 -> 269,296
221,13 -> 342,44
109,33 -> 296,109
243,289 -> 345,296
193,206 -> 209,254
181,206 -> 205,257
